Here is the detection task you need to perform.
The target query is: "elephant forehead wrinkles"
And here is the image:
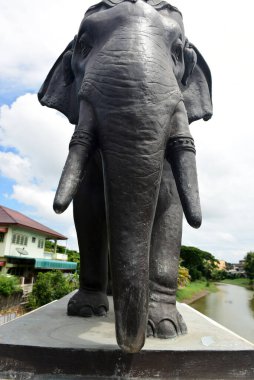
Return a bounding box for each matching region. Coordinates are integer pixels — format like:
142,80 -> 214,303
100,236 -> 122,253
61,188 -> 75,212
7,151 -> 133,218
82,0 -> 168,40
78,5 -> 184,72
87,0 -> 182,16
78,23 -> 177,86
80,62 -> 179,113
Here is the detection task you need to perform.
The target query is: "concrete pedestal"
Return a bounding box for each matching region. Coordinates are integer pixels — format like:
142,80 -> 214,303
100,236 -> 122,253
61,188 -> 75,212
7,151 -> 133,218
0,292 -> 253,379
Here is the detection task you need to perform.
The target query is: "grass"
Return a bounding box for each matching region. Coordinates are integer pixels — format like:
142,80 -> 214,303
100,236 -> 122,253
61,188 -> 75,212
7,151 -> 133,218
220,278 -> 253,289
176,280 -> 217,303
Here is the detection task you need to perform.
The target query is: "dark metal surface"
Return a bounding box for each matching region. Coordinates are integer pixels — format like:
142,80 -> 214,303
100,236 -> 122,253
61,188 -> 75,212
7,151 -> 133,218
38,0 -> 213,353
0,345 -> 253,379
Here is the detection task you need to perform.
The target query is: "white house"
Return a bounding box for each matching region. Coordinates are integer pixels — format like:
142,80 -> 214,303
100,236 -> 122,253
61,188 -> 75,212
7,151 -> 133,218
0,205 -> 77,281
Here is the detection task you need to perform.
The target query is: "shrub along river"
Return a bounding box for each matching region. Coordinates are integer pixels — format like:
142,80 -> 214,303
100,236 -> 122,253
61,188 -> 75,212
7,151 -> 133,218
190,283 -> 254,343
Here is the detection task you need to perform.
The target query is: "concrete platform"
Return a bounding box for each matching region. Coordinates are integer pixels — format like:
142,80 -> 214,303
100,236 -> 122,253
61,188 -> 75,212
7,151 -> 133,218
0,292 -> 253,379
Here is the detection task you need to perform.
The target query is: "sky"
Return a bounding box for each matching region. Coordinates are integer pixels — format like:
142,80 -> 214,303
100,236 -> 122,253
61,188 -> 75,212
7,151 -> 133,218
0,0 -> 254,263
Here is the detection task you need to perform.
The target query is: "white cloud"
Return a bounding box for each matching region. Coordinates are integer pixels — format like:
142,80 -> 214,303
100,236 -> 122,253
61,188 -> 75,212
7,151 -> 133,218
0,151 -> 32,185
0,94 -> 73,188
0,0 -> 97,89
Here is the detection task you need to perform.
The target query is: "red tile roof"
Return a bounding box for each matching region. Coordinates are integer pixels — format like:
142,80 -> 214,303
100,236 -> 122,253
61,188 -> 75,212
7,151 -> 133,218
0,205 -> 67,240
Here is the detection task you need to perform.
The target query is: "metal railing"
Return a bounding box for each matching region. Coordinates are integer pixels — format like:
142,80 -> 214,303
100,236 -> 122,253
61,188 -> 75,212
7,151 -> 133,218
0,312 -> 17,326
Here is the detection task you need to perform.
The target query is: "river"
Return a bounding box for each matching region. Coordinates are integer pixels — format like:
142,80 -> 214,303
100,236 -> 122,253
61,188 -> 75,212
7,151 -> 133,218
190,283 -> 254,343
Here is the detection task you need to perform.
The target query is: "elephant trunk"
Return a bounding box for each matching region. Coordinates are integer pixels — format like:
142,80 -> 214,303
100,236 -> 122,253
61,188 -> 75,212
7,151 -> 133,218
103,148 -> 163,352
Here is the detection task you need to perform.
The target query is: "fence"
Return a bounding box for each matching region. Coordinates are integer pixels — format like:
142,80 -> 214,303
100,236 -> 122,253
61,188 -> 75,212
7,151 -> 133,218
0,312 -> 17,326
0,284 -> 34,326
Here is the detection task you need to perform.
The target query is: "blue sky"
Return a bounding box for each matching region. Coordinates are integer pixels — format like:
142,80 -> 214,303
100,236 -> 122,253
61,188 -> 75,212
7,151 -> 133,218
0,80 -> 35,106
1,0 -> 254,262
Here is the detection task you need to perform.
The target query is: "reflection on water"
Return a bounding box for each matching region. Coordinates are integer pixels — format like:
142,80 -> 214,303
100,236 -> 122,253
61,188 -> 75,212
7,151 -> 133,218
190,283 -> 254,343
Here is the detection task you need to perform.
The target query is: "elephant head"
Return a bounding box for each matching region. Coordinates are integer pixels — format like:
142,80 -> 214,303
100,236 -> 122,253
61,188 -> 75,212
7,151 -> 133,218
38,0 -> 212,353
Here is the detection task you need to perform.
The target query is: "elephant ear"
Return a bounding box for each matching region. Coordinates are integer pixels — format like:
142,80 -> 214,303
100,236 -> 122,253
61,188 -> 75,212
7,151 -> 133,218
180,43 -> 213,124
38,3 -> 107,124
38,38 -> 79,125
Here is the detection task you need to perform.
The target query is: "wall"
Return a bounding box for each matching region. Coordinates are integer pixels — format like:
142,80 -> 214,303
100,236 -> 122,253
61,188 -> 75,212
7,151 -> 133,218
0,227 -> 12,258
3,227 -> 47,259
53,253 -> 68,261
0,236 -> 5,256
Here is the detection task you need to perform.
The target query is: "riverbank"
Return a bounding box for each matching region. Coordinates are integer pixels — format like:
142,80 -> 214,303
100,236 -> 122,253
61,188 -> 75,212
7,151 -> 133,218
176,281 -> 217,304
220,278 -> 254,290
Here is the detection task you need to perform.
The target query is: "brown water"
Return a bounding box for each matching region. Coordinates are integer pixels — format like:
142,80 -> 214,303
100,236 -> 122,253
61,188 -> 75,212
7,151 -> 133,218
190,283 -> 254,343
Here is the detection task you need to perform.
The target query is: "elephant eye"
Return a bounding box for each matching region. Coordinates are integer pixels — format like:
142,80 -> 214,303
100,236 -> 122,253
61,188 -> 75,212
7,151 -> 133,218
79,33 -> 92,58
172,42 -> 183,64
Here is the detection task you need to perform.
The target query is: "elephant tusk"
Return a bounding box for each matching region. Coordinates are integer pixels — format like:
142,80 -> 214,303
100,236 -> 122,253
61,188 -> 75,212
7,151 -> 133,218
53,144 -> 92,214
166,136 -> 202,228
53,100 -> 97,214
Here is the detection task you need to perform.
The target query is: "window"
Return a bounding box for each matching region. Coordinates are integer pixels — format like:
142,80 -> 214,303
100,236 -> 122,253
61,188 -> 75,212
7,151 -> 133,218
0,233 -> 4,243
32,237 -> 36,243
38,239 -> 44,249
12,233 -> 28,246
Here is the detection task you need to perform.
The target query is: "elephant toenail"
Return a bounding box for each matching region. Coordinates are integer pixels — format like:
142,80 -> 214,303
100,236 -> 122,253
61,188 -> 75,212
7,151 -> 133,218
147,324 -> 153,337
147,320 -> 155,337
94,306 -> 107,316
67,303 -> 78,316
157,320 -> 177,339
79,306 -> 93,317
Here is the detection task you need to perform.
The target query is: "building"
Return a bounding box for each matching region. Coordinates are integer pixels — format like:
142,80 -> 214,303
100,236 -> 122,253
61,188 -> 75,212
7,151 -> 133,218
226,259 -> 246,276
0,205 -> 77,283
217,260 -> 226,271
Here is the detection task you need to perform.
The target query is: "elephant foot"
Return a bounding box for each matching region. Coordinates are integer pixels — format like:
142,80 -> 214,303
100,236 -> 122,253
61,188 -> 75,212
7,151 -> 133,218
147,300 -> 187,339
67,289 -> 109,317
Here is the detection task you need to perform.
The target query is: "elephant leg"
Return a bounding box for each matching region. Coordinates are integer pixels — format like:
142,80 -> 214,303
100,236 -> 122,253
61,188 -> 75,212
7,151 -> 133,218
148,159 -> 187,338
67,151 -> 109,317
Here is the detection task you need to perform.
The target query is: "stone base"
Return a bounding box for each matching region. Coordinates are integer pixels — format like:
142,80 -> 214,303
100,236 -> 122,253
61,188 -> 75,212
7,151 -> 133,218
0,293 -> 253,379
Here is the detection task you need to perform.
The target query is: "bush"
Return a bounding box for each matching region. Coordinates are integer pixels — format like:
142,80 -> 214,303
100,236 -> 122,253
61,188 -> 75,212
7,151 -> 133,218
178,263 -> 190,288
28,271 -> 78,310
244,252 -> 254,280
211,269 -> 227,281
0,275 -> 22,297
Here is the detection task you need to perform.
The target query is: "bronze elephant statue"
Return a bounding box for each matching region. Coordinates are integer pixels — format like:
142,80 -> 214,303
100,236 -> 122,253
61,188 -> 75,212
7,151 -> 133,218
38,0 -> 212,353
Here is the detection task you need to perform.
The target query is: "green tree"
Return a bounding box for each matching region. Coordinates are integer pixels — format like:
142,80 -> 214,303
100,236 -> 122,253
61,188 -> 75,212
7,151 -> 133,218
44,240 -> 55,252
244,252 -> 254,280
44,240 -> 66,253
0,275 -> 22,297
180,246 -> 218,281
67,250 -> 80,273
28,271 -> 77,309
